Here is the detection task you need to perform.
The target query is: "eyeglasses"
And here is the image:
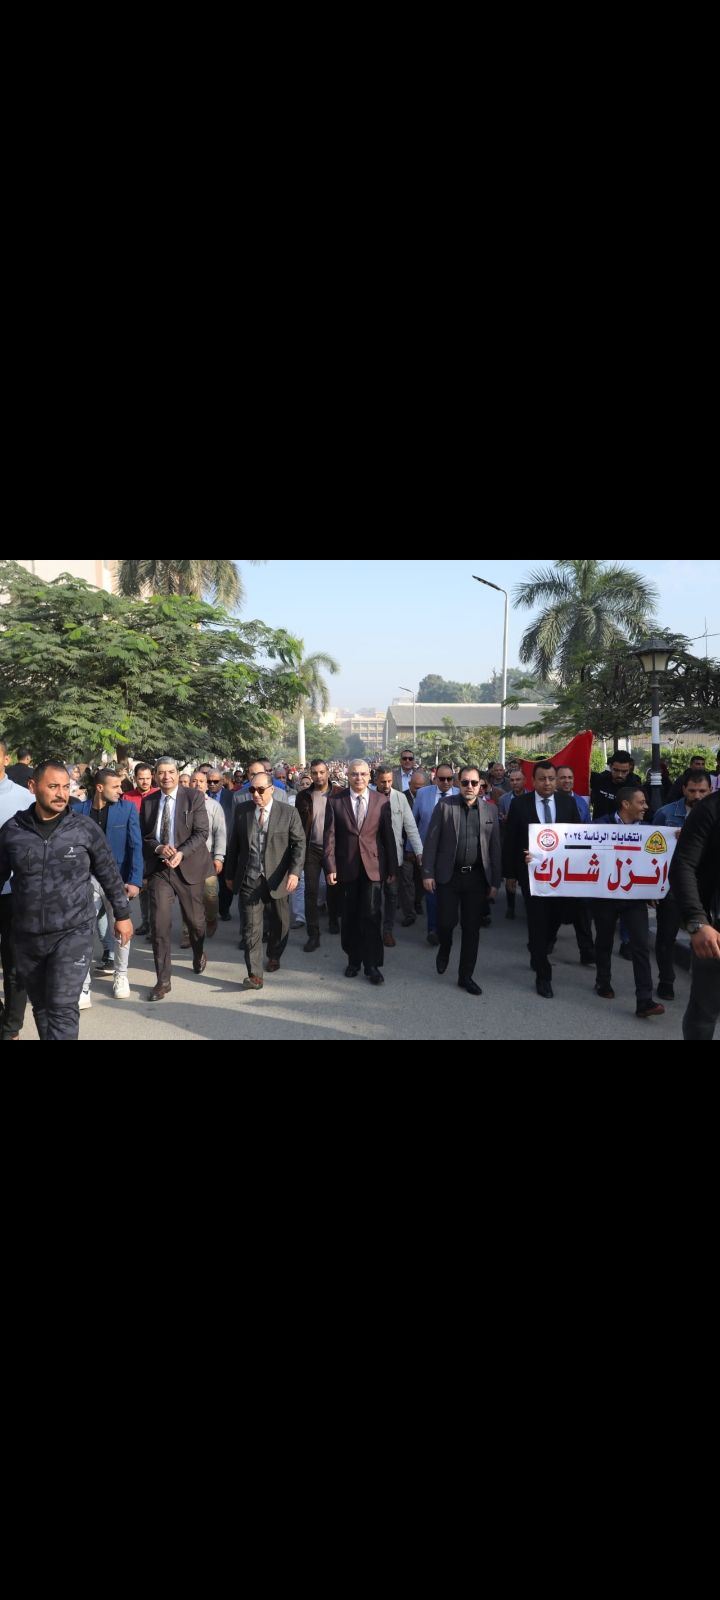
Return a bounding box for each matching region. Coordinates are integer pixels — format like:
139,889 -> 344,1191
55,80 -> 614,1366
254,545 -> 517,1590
437,774 -> 453,781
478,784 -> 490,792
249,785 -> 270,795
401,755 -> 414,761
461,779 -> 480,788
208,777 -> 223,784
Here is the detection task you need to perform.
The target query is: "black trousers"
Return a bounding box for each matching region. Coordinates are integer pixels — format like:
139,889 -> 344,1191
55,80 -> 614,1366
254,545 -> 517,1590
437,866 -> 487,983
655,896 -> 682,985
305,844 -> 339,937
218,868 -> 234,917
240,877 -> 290,977
0,894 -> 29,1040
595,901 -> 653,1001
340,864 -> 384,971
527,896 -> 567,983
400,858 -> 425,917
15,920 -> 95,1041
684,954 -> 720,1040
149,867 -> 205,987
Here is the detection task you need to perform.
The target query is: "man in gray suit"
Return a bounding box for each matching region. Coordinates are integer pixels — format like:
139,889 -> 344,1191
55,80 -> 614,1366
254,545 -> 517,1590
422,767 -> 502,995
392,749 -> 418,793
225,769 -> 305,990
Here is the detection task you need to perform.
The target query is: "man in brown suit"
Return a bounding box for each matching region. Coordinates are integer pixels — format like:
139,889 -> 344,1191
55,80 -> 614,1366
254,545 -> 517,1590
140,758 -> 215,1000
324,759 -> 397,985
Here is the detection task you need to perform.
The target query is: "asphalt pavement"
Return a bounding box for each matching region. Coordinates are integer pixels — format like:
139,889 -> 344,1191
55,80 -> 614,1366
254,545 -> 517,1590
13,892 -> 692,1041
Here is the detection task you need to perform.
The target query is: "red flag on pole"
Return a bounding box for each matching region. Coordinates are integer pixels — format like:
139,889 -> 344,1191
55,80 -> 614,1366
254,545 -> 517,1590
520,731 -> 594,799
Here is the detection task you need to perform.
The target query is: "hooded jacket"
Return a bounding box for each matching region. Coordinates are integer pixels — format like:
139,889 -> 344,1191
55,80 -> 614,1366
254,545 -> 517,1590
0,804 -> 130,939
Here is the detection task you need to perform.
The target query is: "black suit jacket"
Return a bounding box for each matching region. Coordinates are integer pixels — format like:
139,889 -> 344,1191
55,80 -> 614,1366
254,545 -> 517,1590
140,788 -> 214,884
225,798 -> 306,898
423,796 -> 503,888
502,791 -> 581,883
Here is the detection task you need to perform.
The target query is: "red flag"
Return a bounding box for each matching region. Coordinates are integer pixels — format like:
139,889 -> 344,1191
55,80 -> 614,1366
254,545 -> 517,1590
520,731 -> 594,798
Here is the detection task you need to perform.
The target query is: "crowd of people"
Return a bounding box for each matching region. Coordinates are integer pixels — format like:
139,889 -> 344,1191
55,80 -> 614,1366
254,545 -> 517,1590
0,739 -> 718,1042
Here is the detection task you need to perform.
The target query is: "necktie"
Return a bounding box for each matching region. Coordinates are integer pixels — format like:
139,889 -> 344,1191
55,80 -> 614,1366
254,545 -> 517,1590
356,795 -> 365,830
543,799 -> 552,823
161,795 -> 172,845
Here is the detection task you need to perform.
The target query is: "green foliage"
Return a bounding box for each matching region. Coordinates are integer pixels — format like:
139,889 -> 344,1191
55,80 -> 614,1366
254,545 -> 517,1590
417,668 -> 554,704
117,559 -> 266,610
0,561 -> 305,766
345,733 -> 369,761
273,718 -> 345,765
661,744 -> 717,780
513,560 -> 658,685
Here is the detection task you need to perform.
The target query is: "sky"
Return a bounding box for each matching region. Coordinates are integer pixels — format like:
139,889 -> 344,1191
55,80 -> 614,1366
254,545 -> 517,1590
238,559 -> 719,714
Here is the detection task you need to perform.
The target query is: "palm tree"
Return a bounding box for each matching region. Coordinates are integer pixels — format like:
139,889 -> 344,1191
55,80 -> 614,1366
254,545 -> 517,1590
513,560 -> 658,685
117,560 -> 266,610
294,647 -> 340,766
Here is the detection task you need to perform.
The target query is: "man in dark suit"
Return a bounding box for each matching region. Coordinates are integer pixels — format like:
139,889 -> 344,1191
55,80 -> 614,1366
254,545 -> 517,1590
225,770 -> 306,990
324,759 -> 397,985
502,760 -> 583,999
392,749 -> 417,793
140,757 -> 215,1001
422,767 -> 502,995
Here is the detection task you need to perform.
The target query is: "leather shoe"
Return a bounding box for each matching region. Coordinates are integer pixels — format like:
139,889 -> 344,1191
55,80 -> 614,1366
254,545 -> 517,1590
219,913 -> 232,922
180,936 -> 191,949
595,983 -> 615,999
657,982 -> 675,1000
401,916 -> 416,927
328,920 -> 340,935
383,931 -> 396,947
267,958 -> 281,973
242,975 -> 263,990
365,967 -> 384,985
458,979 -> 482,995
206,920 -> 218,938
481,916 -> 492,928
580,953 -> 597,967
193,952 -> 207,974
414,903 -> 424,916
436,951 -> 450,975
344,964 -> 360,977
427,932 -> 440,946
147,982 -> 171,1002
304,936 -> 320,953
137,923 -> 149,936
536,979 -> 554,998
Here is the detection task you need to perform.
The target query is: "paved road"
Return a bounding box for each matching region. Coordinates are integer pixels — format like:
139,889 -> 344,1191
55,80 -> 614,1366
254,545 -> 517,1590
15,894 -> 692,1041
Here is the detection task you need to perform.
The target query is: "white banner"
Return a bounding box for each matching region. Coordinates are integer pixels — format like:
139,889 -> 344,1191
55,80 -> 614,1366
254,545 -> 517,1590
528,823 -> 678,900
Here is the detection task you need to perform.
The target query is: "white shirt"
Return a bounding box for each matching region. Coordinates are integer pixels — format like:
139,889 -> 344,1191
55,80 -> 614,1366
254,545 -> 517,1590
535,793 -> 557,824
255,796 -> 274,828
155,787 -> 179,848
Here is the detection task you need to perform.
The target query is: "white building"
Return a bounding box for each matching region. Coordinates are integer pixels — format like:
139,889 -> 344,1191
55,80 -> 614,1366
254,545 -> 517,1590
16,560 -> 117,592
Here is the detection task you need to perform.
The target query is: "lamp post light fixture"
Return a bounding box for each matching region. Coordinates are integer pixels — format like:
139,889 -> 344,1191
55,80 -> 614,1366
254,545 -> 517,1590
634,637 -> 674,818
473,576 -> 509,767
399,687 -> 417,754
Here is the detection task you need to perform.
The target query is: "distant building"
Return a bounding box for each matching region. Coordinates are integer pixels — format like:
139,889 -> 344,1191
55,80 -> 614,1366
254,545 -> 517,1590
344,713 -> 386,750
384,702 -> 550,753
16,560 -> 117,593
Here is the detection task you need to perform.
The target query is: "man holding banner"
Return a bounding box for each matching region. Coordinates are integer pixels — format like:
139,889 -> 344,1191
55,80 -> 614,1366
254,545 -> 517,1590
503,760 -> 584,1000
526,784 -> 675,1019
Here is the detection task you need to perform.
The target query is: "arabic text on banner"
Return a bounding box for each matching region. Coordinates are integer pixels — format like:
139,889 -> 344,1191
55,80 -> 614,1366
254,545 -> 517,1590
527,824 -> 678,900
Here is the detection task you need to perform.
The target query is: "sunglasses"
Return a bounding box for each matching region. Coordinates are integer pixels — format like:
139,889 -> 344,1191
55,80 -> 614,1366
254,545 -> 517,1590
208,777 -> 223,783
401,756 -> 414,761
437,774 -> 453,781
249,784 -> 270,795
461,779 -> 480,788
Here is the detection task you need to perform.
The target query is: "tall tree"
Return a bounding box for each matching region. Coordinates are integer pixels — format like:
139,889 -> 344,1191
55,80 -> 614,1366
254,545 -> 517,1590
117,559 -> 266,610
291,648 -> 340,766
513,560 -> 658,684
0,561 -> 303,765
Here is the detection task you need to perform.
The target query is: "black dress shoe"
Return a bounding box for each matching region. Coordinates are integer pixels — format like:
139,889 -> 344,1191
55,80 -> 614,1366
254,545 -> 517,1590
480,917 -> 492,928
220,913 -> 232,922
619,942 -> 632,960
328,920 -> 340,935
505,908 -> 515,920
344,964 -> 360,978
365,967 -> 384,985
436,951 -> 450,975
536,979 -> 554,998
580,954 -> 597,967
427,932 -> 440,946
657,982 -> 675,1000
304,936 -> 321,953
401,916 -> 416,928
137,923 -> 149,936
193,952 -> 207,974
414,903 -> 424,916
458,979 -> 482,995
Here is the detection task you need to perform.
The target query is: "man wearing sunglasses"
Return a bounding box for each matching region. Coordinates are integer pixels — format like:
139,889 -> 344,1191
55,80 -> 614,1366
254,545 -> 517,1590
413,765 -> 459,945
225,770 -> 306,990
392,750 -> 417,793
422,767 -> 502,995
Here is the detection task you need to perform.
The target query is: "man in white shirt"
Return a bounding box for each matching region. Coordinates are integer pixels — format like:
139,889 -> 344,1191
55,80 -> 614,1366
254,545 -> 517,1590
140,758 -> 215,1001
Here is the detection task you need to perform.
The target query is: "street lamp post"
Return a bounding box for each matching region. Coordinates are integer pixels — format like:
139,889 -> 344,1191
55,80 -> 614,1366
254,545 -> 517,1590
635,637 -> 673,819
473,576 -> 509,768
399,686 -> 416,754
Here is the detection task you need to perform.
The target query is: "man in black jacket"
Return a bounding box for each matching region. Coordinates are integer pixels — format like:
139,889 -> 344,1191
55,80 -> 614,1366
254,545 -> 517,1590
502,760 -> 583,999
669,789 -> 720,1038
0,761 -> 132,1040
593,788 -> 665,1019
590,752 -> 639,818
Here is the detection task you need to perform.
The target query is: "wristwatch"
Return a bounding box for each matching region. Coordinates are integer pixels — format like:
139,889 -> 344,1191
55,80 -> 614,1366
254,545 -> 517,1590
684,921 -> 709,934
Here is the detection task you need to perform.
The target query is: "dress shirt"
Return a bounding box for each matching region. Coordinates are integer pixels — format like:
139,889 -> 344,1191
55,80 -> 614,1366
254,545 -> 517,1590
155,788 -> 179,848
534,793 -> 557,825
401,769 -> 412,791
255,796 -> 274,828
455,800 -> 481,870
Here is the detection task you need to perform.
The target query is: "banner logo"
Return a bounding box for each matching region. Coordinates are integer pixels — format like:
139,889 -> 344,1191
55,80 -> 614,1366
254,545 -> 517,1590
537,828 -> 559,852
645,831 -> 667,854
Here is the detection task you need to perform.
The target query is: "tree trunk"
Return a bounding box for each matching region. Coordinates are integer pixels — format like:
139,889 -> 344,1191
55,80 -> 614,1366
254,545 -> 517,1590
298,713 -> 306,767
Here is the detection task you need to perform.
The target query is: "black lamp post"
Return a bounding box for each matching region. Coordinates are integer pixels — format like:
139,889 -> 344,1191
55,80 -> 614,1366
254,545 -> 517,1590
635,637 -> 673,818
